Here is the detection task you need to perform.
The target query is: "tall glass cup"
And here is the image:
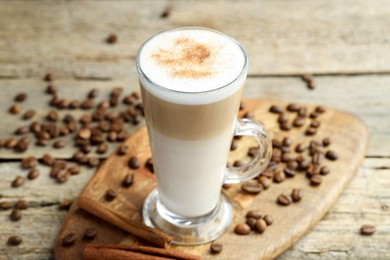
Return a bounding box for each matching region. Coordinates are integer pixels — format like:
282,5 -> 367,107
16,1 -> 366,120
136,27 -> 271,245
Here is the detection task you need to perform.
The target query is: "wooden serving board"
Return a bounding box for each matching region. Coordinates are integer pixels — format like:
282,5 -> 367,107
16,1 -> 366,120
54,99 -> 368,260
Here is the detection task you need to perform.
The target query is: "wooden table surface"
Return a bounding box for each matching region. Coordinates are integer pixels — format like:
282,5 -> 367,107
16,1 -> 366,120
0,1 -> 389,259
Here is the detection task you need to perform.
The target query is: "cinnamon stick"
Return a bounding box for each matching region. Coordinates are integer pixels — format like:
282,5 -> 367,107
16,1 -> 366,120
84,244 -> 201,260
78,195 -> 171,248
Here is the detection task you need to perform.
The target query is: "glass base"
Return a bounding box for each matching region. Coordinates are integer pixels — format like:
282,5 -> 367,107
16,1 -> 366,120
142,189 -> 233,245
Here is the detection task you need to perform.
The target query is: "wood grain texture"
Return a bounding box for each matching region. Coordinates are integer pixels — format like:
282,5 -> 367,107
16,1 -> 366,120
52,99 -> 369,259
1,0 -> 390,78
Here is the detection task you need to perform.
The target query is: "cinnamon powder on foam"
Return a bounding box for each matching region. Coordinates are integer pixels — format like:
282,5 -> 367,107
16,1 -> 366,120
151,37 -> 219,79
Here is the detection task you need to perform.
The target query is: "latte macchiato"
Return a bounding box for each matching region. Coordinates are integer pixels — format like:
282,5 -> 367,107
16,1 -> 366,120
138,28 -> 246,217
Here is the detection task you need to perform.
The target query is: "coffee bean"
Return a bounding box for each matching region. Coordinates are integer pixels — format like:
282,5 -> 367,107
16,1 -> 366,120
46,110 -> 59,121
62,232 -> 77,246
305,127 -> 317,136
83,227 -> 97,240
56,170 -> 69,183
286,161 -> 298,171
273,171 -> 286,183
14,126 -> 28,135
278,112 -> 289,124
107,131 -> 117,142
160,7 -> 171,18
12,176 -> 25,188
322,137 -> 331,147
320,166 -> 330,175
310,120 -> 321,128
68,166 -> 80,175
298,107 -> 307,116
87,89 -> 99,99
14,93 -> 27,102
360,224 -> 376,235
27,168 -> 40,180
145,158 -> 154,173
295,143 -> 306,153
81,99 -> 95,109
258,176 -> 271,189
291,188 -> 302,202
96,143 -> 108,154
234,223 -> 251,235
44,73 -> 54,81
5,138 -> 18,149
255,219 -> 267,234
301,74 -> 313,82
22,109 -> 36,120
242,182 -> 263,194
106,33 -> 118,44
53,140 -> 66,149
269,105 -> 283,114
281,153 -> 294,162
282,137 -> 292,147
283,167 -> 296,177
315,106 -> 326,113
46,84 -> 57,94
277,194 -> 292,206
263,215 -> 273,226
0,201 -> 15,210
105,189 -> 117,201
309,112 -> 319,119
118,145 -> 129,155
9,104 -> 21,114
8,236 -> 22,246
272,139 -> 282,148
40,154 -> 54,166
88,157 -> 100,167
209,241 -> 223,254
128,156 -> 140,169
122,173 -> 134,187
15,200 -> 28,210
280,123 -> 292,131
310,175 -> 322,186
59,199 -> 73,211
10,209 -> 22,221
233,160 -> 245,167
77,127 -> 92,140
246,217 -> 257,230
286,103 -> 300,112
325,150 -> 338,161
246,210 -> 263,219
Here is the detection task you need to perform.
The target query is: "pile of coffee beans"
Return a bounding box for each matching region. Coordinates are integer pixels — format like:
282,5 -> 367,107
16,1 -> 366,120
234,210 -> 273,236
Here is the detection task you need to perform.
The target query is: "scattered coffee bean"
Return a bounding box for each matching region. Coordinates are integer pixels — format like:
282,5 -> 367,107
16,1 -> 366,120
96,143 -> 108,154
255,219 -> 267,234
277,194 -> 292,206
118,145 -> 129,155
128,156 -> 140,169
282,137 -> 292,147
14,126 -> 29,135
286,103 -> 300,112
246,217 -> 257,230
310,175 -> 322,186
83,227 -> 97,240
122,173 -> 134,187
273,171 -> 286,183
77,127 -> 91,140
46,84 -> 57,94
68,166 -> 80,175
10,209 -> 22,221
106,33 -> 118,44
298,107 -> 307,116
15,200 -> 28,210
315,106 -> 326,113
269,105 -> 283,114
9,104 -> 21,114
7,236 -> 22,246
0,201 -> 15,210
246,210 -> 263,219
322,137 -> 331,147
325,150 -> 338,161
283,167 -> 296,177
242,182 -> 263,194
360,224 -> 376,235
286,161 -> 298,171
263,215 -> 273,226
87,89 -> 99,99
258,176 -> 271,189
105,189 -> 117,201
160,7 -> 171,18
14,93 -> 27,102
62,232 -> 77,246
27,168 -> 40,180
46,110 -> 59,121
309,112 -> 319,119
210,242 -> 223,254
278,112 -> 289,124
233,160 -> 245,167
145,158 -> 154,173
305,127 -> 317,136
310,120 -> 321,128
280,123 -> 292,131
56,169 -> 69,183
53,140 -> 66,149
59,199 -> 73,211
88,157 -> 100,167
44,73 -> 54,81
291,188 -> 302,202
40,154 -> 54,166
22,109 -> 36,120
281,153 -> 294,162
234,223 -> 251,235
295,143 -> 306,153
12,176 -> 25,188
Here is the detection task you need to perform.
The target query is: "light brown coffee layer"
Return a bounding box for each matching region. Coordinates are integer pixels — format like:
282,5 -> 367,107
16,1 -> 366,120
140,84 -> 243,140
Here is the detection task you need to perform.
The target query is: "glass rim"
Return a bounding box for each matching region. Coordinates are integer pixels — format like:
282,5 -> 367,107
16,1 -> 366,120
135,26 -> 248,95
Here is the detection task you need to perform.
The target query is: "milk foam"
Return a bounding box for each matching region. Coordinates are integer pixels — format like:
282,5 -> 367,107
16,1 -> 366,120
137,28 -> 247,105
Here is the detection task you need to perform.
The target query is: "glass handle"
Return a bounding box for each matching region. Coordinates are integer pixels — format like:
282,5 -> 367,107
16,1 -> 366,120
224,118 -> 272,184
